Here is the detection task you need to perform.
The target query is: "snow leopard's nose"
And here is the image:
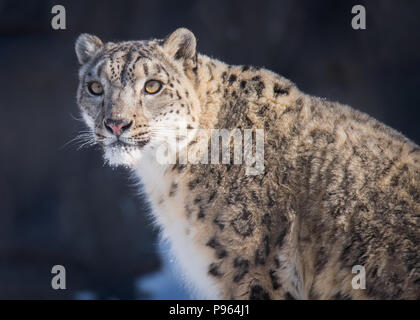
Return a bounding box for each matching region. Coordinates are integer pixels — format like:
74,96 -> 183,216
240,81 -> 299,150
104,118 -> 133,136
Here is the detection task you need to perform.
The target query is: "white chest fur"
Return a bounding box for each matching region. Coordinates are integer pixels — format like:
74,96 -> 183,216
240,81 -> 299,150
133,150 -> 221,299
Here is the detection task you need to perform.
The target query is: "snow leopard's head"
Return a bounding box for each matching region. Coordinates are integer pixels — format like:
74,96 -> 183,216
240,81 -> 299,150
75,28 -> 200,167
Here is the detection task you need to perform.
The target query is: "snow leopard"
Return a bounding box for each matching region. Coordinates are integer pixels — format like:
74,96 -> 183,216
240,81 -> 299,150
74,28 -> 420,299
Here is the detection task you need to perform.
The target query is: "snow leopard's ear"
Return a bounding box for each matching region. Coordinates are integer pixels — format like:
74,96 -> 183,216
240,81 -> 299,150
75,34 -> 104,65
162,28 -> 197,69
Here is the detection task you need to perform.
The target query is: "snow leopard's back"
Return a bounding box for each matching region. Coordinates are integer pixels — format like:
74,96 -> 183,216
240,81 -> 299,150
180,61 -> 420,299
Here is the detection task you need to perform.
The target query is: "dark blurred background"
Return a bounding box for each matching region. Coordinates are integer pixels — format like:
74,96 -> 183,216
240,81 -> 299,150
0,0 -> 419,299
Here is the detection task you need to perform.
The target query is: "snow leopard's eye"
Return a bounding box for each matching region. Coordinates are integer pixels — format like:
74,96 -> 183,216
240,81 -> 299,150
144,80 -> 162,94
87,81 -> 103,95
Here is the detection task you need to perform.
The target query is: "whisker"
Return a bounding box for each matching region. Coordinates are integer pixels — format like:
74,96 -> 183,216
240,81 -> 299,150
60,130 -> 105,151
60,133 -> 92,150
77,138 -> 99,151
69,113 -> 85,122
